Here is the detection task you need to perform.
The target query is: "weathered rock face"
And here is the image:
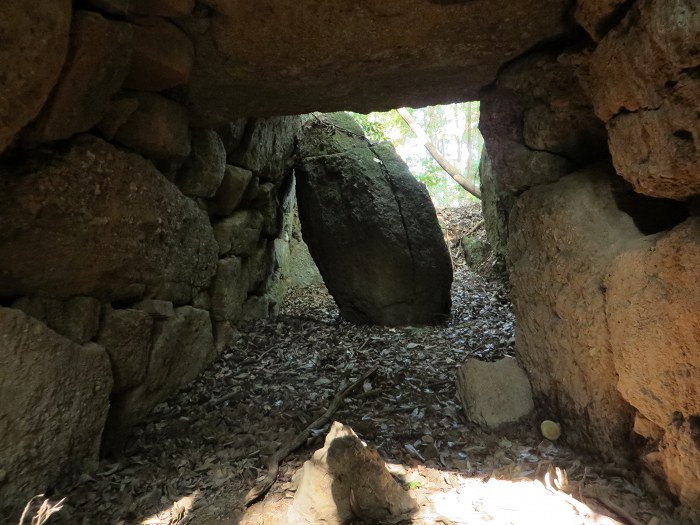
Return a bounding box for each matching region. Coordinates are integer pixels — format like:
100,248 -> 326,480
176,128 -> 226,197
0,136 -> 218,303
11,296 -> 102,344
478,148 -> 515,263
290,422 -> 417,524
286,205 -> 323,288
0,307 -> 112,507
0,0 -> 72,153
606,218 -> 700,508
96,307 -> 154,393
228,117 -> 301,182
184,0 -> 572,120
574,0 -> 629,41
105,92 -> 192,160
479,51 -> 608,194
508,166 -> 638,457
296,113 -> 452,325
124,17 -> 194,92
476,3 -> 699,514
456,357 -> 534,428
574,0 -> 700,199
106,306 -> 214,441
24,11 -> 133,145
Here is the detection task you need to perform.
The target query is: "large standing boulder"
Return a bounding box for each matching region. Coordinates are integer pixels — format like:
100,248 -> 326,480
0,135 -> 218,303
295,113 -> 452,325
0,307 -> 113,509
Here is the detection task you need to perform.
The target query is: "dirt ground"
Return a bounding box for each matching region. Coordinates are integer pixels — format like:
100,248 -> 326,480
34,205 -> 680,525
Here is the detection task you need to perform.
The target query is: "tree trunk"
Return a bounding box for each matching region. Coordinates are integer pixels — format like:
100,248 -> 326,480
396,107 -> 481,199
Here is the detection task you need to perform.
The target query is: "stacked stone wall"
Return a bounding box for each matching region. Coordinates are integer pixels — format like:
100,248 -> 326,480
0,1 -> 300,509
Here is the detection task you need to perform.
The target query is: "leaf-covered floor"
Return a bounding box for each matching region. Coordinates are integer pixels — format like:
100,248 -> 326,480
42,206 -> 679,525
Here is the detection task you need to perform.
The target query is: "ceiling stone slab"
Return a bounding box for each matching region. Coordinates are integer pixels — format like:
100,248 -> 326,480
182,0 -> 573,121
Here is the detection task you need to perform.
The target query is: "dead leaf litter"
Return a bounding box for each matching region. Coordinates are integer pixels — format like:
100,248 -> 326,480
41,204 -> 679,525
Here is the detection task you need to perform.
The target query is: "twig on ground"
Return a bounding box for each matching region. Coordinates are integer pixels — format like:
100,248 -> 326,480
243,364 -> 380,506
204,391 -> 238,408
255,346 -> 277,362
591,495 -> 646,525
464,219 -> 485,237
354,388 -> 385,400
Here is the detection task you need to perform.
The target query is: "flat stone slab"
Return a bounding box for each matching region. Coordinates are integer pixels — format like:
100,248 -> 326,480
456,357 -> 534,428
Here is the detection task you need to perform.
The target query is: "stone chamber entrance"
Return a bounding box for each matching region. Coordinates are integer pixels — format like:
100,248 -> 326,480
1,1 -> 698,524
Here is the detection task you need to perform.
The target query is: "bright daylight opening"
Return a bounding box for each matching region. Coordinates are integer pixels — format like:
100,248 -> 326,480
349,102 -> 483,208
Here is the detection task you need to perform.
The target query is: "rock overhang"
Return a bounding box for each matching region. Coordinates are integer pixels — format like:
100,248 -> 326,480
181,0 -> 574,121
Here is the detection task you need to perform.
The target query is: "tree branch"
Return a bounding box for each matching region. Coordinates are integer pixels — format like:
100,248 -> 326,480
397,107 -> 481,199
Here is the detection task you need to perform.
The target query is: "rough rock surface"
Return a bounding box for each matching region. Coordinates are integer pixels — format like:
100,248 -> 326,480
606,217 -> 700,507
97,308 -> 154,393
287,228 -> 323,288
87,0 -> 194,17
217,118 -> 248,157
12,296 -> 102,344
289,422 -> 417,524
251,182 -> 281,236
124,17 -> 194,92
0,307 -> 112,508
208,165 -> 252,217
25,11 -> 133,144
105,306 -> 214,441
606,80 -> 700,199
479,51 -> 608,193
176,128 -> 226,197
478,148 -> 515,262
227,117 -> 301,182
0,136 -> 217,302
575,0 -> 700,198
107,93 -> 191,160
185,0 -> 572,120
508,166 -> 637,457
210,257 -> 247,322
456,357 -> 534,428
296,113 -> 452,325
0,0 -> 71,152
213,210 -> 264,256
575,0 -> 630,41
243,240 -> 272,294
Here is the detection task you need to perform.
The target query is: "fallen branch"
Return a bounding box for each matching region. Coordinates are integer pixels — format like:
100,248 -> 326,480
243,364 -> 380,506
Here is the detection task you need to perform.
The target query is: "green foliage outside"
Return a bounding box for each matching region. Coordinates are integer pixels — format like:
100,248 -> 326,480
348,103 -> 483,208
